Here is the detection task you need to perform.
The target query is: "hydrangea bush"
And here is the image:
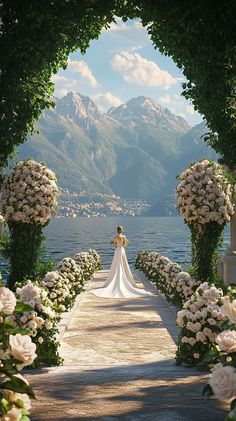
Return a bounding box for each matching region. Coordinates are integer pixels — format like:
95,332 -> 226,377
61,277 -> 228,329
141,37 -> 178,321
177,159 -> 234,282
0,159 -> 59,288
135,251 -> 200,306
0,286 -> 36,420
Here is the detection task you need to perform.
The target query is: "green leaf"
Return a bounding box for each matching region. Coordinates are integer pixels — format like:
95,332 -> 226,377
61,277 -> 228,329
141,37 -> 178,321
231,399 -> 236,411
226,407 -> 236,421
0,406 -> 7,416
0,377 -> 36,399
8,328 -> 30,335
202,384 -> 214,397
14,304 -> 33,313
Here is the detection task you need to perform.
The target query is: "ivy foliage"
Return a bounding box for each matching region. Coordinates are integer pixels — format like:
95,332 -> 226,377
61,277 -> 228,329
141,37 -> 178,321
5,222 -> 45,290
189,222 -> 224,285
0,1 -> 236,166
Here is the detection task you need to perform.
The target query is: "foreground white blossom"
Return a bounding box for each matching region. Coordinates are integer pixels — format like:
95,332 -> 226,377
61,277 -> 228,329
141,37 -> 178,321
221,297 -> 236,324
0,287 -> 17,315
209,363 -> 236,402
216,330 -> 236,353
9,334 -> 37,367
3,388 -> 31,410
1,406 -> 22,421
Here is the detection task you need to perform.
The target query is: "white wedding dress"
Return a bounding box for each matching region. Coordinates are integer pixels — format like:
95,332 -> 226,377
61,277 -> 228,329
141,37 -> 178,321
90,235 -> 152,299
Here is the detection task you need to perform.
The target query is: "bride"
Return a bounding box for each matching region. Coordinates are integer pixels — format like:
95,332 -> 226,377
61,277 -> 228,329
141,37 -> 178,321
90,226 -> 152,298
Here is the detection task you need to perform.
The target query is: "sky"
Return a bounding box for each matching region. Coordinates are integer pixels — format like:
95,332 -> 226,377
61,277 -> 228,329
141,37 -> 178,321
52,19 -> 203,127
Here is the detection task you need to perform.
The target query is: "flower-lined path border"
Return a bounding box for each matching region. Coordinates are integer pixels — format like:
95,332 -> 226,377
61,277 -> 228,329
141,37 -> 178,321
26,271 -> 226,420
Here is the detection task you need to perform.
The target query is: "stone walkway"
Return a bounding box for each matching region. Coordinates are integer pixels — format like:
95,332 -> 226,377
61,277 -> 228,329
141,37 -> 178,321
27,271 -> 227,420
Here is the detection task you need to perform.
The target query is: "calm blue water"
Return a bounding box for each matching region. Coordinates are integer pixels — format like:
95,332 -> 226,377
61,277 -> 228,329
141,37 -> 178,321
0,217 -> 230,274
41,216 -> 230,269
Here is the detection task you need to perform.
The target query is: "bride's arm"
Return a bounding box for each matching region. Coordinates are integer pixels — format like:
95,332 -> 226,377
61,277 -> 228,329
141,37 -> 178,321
113,237 -> 117,248
123,236 -> 128,247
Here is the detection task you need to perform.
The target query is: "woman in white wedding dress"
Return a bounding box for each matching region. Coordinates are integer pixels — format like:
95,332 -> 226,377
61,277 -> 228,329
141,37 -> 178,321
90,226 -> 152,299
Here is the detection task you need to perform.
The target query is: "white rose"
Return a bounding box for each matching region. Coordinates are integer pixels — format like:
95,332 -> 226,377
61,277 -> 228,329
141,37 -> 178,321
1,406 -> 22,421
210,363 -> 236,402
3,389 -> 31,410
0,287 -> 16,314
221,298 -> 236,323
28,319 -> 38,330
216,330 -> 236,353
9,334 -> 37,366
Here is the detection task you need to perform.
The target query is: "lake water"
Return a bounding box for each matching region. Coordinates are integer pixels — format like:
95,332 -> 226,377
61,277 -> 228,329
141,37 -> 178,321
42,216 -> 230,269
0,217 -> 230,275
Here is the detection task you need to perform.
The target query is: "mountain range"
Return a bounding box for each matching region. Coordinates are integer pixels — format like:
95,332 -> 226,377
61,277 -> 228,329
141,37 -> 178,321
14,92 -> 217,204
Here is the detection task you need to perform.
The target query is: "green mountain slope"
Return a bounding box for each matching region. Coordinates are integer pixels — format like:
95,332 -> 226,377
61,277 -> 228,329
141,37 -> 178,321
14,92 -> 216,203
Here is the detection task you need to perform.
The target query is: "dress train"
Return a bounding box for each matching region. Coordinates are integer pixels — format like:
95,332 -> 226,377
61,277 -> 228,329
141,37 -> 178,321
90,246 -> 152,299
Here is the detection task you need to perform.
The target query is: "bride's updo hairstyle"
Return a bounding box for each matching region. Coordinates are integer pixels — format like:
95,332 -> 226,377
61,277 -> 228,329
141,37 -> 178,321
117,226 -> 123,234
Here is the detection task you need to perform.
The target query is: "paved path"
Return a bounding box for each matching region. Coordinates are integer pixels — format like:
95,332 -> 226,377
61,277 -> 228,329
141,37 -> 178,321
27,271 -> 227,420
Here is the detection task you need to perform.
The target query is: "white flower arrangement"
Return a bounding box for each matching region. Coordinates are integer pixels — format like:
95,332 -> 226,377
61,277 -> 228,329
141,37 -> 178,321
176,159 -> 234,226
40,271 -> 70,313
1,159 -> 59,225
176,282 -> 225,366
74,249 -> 102,282
40,250 -> 101,313
135,251 -> 199,305
57,257 -> 83,296
15,281 -> 56,339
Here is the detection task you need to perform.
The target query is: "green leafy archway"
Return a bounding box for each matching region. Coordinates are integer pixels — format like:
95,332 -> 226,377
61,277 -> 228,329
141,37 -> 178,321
1,0 -> 236,167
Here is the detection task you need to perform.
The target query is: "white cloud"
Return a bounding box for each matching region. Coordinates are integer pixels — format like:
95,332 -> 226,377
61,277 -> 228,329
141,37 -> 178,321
112,51 -> 176,88
52,74 -> 67,83
107,20 -> 150,46
52,75 -> 78,97
92,92 -> 123,111
186,104 -> 195,114
159,95 -> 172,104
68,59 -> 98,87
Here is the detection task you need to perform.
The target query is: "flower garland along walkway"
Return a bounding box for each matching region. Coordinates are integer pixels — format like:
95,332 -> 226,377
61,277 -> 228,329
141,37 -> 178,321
26,270 -> 225,420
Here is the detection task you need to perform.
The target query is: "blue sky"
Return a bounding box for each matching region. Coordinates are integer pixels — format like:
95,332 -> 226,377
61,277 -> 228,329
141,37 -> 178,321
53,19 -> 202,126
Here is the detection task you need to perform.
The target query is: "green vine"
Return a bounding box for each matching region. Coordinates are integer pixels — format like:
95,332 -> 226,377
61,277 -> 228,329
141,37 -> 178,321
6,222 -> 45,290
189,222 -> 225,285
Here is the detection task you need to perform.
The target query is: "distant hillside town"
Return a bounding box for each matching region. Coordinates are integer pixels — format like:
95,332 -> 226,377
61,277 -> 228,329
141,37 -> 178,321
56,189 -> 178,217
